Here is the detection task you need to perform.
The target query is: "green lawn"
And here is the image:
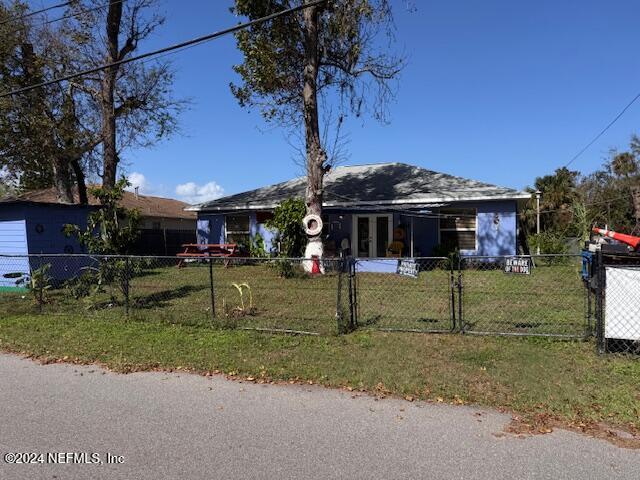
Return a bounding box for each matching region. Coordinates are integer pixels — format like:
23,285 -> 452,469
0,259 -> 637,440
461,263 -> 588,336
0,259 -> 589,336
0,313 -> 638,441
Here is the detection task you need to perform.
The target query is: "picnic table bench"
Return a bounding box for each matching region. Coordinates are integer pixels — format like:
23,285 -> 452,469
176,243 -> 240,268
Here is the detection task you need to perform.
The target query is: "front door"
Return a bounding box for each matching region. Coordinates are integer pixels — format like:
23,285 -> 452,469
353,214 -> 393,258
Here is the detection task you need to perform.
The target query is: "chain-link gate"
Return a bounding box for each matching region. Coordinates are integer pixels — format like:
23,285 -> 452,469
594,252 -> 640,354
352,257 -> 455,333
459,255 -> 589,338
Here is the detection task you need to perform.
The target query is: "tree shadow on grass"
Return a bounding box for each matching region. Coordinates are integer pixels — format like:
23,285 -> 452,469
130,285 -> 208,309
361,314 -> 381,326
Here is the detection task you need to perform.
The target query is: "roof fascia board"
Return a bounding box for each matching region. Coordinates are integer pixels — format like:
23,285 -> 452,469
190,193 -> 530,213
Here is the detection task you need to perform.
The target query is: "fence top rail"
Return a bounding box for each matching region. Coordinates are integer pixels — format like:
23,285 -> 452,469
354,256 -> 449,262
0,253 -> 585,261
460,254 -> 584,260
0,253 -> 346,262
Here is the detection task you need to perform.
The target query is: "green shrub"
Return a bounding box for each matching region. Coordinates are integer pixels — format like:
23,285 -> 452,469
432,243 -> 460,268
17,263 -> 52,305
265,198 -> 306,257
270,258 -> 295,278
249,232 -> 268,258
529,232 -> 569,254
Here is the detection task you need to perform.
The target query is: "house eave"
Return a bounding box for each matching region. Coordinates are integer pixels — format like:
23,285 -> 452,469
188,193 -> 530,213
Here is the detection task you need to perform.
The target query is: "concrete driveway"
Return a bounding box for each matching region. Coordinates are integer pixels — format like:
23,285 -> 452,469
0,353 -> 638,479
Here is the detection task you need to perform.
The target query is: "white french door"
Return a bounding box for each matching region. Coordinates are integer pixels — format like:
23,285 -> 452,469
352,214 -> 393,258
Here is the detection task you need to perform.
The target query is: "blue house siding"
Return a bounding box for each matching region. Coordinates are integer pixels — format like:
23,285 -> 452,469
196,214 -> 225,245
197,213 -> 277,253
433,200 -> 517,256
0,203 -> 95,286
0,214 -> 29,288
475,201 -> 517,256
0,215 -> 28,254
195,199 -> 519,259
23,204 -> 92,255
252,217 -> 276,254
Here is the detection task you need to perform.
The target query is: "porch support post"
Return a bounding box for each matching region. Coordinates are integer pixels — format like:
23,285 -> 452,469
410,216 -> 415,257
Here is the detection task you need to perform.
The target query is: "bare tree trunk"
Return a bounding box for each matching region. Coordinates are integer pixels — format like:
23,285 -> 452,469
302,3 -> 326,258
22,42 -> 75,202
52,156 -> 74,203
71,157 -> 88,204
101,1 -> 123,190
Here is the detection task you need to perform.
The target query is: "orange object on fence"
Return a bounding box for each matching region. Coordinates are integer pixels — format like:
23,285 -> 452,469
592,227 -> 640,251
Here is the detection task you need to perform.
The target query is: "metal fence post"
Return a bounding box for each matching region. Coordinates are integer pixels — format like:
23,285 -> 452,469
209,258 -> 216,321
37,254 -> 44,314
124,256 -> 130,316
351,257 -> 358,328
595,251 -> 605,354
457,257 -> 464,334
336,258 -> 344,334
586,270 -> 592,338
449,259 -> 457,331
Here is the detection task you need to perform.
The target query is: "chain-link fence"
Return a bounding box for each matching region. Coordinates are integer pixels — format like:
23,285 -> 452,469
594,252 -> 640,354
0,253 -> 606,344
353,257 -> 455,333
460,255 -> 588,338
0,254 -> 347,336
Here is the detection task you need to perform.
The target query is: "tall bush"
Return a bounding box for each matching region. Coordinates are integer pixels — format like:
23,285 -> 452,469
64,178 -> 141,255
265,198 -> 306,258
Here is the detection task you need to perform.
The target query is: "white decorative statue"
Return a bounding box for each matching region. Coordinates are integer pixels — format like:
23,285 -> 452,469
302,214 -> 324,274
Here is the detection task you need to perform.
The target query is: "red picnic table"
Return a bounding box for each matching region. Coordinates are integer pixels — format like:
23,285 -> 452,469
176,243 -> 240,268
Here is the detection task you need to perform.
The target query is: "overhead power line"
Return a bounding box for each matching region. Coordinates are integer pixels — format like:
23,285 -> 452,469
0,1 -> 71,26
2,1 -> 126,38
0,0 -> 327,99
565,91 -> 640,167
26,0 -> 124,31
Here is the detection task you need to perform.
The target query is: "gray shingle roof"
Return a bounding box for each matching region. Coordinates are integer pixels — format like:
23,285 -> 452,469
189,162 -> 529,211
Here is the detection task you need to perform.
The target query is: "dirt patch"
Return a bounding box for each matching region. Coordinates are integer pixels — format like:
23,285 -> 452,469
506,413 -> 640,449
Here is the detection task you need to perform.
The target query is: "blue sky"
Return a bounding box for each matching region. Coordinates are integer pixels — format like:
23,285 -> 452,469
36,1 -> 640,202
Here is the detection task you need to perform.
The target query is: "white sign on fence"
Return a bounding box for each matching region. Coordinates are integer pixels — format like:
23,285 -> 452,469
397,259 -> 419,278
605,267 -> 640,341
504,257 -> 531,275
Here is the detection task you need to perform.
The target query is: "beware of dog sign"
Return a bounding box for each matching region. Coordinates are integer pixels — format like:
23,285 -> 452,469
504,257 -> 531,275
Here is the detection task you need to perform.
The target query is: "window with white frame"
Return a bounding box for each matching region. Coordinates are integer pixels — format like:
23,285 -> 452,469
439,208 -> 477,250
225,214 -> 250,249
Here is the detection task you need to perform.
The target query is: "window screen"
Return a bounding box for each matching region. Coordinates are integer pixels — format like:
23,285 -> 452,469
439,209 -> 477,250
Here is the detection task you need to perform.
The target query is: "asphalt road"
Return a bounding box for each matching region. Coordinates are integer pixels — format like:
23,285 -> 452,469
0,353 -> 638,480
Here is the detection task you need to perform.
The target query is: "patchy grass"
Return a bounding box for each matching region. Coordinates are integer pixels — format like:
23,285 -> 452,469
0,313 -> 638,441
0,259 -> 588,336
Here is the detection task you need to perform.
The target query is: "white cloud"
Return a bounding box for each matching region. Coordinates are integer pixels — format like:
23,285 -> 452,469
126,172 -> 150,194
175,181 -> 225,204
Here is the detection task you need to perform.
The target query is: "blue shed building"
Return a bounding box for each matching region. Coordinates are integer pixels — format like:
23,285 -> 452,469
0,199 -> 93,288
187,163 -> 530,267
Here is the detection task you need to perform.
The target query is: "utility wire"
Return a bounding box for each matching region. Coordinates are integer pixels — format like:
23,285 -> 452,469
20,0 -> 124,32
2,0 -> 126,38
0,1 -> 71,26
0,0 -> 327,99
565,91 -> 640,167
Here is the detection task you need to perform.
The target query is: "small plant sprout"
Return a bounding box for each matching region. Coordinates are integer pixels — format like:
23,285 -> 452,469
230,282 -> 254,316
240,283 -> 253,309
232,283 -> 245,311
17,263 -> 52,305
